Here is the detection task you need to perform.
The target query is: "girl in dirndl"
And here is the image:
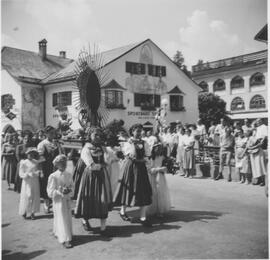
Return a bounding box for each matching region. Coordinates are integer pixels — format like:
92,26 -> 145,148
74,127 -> 113,235
2,133 -> 17,189
147,141 -> 171,217
113,124 -> 153,227
234,129 -> 248,183
183,128 -> 195,178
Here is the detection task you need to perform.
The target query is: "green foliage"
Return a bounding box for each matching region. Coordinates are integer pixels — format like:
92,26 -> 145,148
173,51 -> 191,78
198,92 -> 229,128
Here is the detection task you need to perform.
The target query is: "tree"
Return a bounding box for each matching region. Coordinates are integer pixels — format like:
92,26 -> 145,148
198,92 -> 229,128
173,51 -> 185,69
197,59 -> 204,65
173,51 -> 192,78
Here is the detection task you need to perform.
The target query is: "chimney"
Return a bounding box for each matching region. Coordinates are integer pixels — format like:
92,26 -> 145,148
59,51 -> 66,59
38,39 -> 47,60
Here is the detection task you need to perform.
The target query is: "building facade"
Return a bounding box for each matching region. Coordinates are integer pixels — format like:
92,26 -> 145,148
1,39 -> 201,132
192,50 -> 268,122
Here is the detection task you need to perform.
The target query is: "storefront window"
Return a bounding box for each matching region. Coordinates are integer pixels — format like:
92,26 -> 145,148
134,93 -> 160,110
52,91 -> 72,107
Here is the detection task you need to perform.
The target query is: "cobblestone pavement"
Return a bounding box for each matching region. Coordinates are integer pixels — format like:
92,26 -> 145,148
2,172 -> 268,260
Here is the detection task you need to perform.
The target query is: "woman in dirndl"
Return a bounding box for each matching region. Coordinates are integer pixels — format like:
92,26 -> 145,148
113,124 -> 153,227
74,127 -> 113,235
37,126 -> 63,213
234,129 -> 248,183
183,128 -> 195,178
2,133 -> 17,189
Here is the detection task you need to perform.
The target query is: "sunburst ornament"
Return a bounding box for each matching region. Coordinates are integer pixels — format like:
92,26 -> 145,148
72,44 -> 111,128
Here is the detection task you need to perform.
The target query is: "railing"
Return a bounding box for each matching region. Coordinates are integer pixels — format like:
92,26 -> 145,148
192,50 -> 267,74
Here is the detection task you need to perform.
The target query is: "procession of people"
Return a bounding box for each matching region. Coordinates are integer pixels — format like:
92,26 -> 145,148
1,116 -> 268,249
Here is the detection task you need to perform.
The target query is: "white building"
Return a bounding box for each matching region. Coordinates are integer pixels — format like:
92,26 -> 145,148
192,50 -> 268,122
2,39 -> 201,132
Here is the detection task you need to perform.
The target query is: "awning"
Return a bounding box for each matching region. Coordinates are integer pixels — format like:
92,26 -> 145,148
229,112 -> 268,120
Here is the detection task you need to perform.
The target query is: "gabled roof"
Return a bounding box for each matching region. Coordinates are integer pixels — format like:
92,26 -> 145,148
102,79 -> 126,90
254,24 -> 267,43
1,46 -> 73,80
168,85 -> 185,94
42,40 -> 146,84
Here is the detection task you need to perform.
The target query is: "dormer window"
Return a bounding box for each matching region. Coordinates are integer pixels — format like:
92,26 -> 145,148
168,86 -> 185,111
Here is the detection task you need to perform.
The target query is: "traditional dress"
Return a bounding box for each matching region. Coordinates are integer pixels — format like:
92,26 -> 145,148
18,159 -> 40,216
113,138 -> 152,207
74,143 -> 113,219
37,139 -> 61,200
105,146 -> 121,195
147,154 -> 171,216
47,170 -> 73,244
183,135 -> 195,170
176,133 -> 185,167
2,143 -> 17,185
234,137 -> 248,169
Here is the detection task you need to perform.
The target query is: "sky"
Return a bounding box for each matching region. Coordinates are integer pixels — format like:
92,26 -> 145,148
1,0 -> 268,68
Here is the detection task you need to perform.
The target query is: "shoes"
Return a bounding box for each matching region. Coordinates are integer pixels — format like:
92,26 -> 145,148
227,176 -> 232,182
43,204 -> 50,214
63,241 -> 73,249
215,174 -> 223,181
82,221 -> 92,231
22,213 -> 27,219
184,175 -> 188,178
120,213 -> 131,221
189,176 -> 193,179
140,219 -> 152,227
31,214 -> 35,220
260,182 -> 265,186
245,180 -> 250,185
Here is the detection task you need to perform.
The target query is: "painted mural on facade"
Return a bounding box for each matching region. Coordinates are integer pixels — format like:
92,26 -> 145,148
22,87 -> 44,131
125,44 -> 168,95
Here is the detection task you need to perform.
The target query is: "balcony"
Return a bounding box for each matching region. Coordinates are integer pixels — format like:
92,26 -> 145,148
192,50 -> 267,77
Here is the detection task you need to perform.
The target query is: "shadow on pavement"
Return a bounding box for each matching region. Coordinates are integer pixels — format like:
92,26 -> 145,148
2,223 -> 11,228
126,209 -> 224,224
2,249 -> 46,260
72,234 -> 112,246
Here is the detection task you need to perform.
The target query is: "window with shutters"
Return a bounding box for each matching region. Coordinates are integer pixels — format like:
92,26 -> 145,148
170,95 -> 184,111
105,90 -> 124,109
126,62 -> 146,75
134,93 -> 160,110
148,64 -> 166,77
52,91 -> 72,107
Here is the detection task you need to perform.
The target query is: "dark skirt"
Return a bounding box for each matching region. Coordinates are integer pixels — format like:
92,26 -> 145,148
14,161 -> 22,193
2,155 -> 17,185
40,161 -> 54,199
72,158 -> 86,200
113,158 -> 152,207
74,166 -> 113,219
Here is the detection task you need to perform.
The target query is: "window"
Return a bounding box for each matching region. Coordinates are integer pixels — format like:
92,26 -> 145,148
230,76 -> 244,89
134,93 -> 160,110
250,72 -> 265,86
199,81 -> 209,92
231,97 -> 245,111
170,95 -> 184,111
52,91 -> 72,107
126,62 -> 146,75
213,79 -> 225,91
105,90 -> 123,108
148,65 -> 166,77
250,95 -> 266,109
